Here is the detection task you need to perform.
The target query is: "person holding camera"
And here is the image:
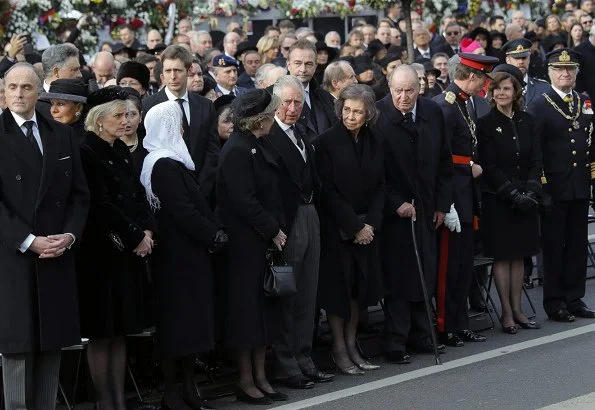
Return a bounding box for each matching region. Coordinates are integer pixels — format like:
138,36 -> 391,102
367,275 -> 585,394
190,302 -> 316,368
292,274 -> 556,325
477,64 -> 542,334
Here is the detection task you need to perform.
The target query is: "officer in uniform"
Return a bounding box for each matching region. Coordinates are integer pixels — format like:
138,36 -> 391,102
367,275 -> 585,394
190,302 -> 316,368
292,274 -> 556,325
502,38 -> 550,110
433,53 -> 500,347
528,49 -> 595,321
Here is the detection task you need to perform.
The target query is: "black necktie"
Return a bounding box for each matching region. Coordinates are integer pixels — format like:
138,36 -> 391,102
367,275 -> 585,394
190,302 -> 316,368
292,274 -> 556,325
403,112 -> 414,124
23,121 -> 42,162
291,126 -> 304,150
176,98 -> 190,139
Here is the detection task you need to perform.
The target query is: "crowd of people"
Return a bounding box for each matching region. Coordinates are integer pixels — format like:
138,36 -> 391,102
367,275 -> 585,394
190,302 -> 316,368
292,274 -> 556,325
2,1 -> 595,409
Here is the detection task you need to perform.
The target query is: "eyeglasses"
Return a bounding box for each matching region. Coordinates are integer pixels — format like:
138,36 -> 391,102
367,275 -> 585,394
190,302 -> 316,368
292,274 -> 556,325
282,46 -> 291,51
445,31 -> 460,36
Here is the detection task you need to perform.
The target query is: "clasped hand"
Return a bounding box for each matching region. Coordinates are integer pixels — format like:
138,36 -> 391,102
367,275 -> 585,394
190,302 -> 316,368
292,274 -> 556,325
30,234 -> 74,259
133,231 -> 155,257
354,224 -> 374,245
272,229 -> 287,251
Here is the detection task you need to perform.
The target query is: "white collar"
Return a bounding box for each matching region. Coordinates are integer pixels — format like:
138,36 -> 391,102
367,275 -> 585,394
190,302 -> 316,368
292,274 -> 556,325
401,103 -> 418,120
304,83 -> 311,93
217,84 -> 234,94
43,81 -> 51,92
164,87 -> 189,102
11,110 -> 38,128
274,116 -> 293,132
551,85 -> 572,100
523,74 -> 529,85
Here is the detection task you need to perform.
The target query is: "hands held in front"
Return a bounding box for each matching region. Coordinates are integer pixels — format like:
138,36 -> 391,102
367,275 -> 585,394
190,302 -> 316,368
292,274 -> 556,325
509,189 -> 538,212
134,230 -> 155,257
354,224 -> 374,245
272,229 -> 287,251
209,229 -> 229,254
397,202 -> 416,221
30,234 -> 75,259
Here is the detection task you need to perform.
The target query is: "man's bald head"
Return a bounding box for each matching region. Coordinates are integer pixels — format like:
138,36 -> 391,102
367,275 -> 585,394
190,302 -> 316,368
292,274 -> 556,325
4,63 -> 41,118
93,51 -> 116,86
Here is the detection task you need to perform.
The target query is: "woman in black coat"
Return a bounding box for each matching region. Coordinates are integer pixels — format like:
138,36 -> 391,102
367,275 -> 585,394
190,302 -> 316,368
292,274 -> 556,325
316,84 -> 385,375
141,101 -> 227,409
216,90 -> 288,405
477,66 -> 542,334
39,78 -> 88,144
78,87 -> 155,410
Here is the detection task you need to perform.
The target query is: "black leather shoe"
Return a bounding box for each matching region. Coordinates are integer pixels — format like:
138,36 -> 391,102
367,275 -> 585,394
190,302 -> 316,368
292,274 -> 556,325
234,387 -> 273,405
457,329 -> 486,342
303,368 -> 335,383
257,388 -> 288,402
383,351 -> 411,364
280,375 -> 315,389
571,307 -> 595,318
549,308 -> 575,322
514,319 -> 541,329
438,332 -> 464,347
407,340 -> 446,354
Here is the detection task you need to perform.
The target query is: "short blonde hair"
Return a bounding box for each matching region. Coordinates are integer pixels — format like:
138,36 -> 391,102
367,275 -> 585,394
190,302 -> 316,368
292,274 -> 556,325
257,36 -> 280,58
85,99 -> 133,134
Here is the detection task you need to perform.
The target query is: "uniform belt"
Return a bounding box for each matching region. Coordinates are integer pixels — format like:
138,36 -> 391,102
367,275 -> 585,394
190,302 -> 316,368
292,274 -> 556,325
452,155 -> 472,165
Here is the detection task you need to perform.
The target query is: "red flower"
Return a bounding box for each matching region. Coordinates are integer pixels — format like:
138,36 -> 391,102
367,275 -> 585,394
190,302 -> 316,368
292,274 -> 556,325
290,7 -> 298,15
130,18 -> 144,29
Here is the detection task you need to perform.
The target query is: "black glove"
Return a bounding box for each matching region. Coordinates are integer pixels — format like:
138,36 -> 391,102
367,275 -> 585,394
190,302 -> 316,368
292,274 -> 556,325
209,229 -> 229,254
509,189 -> 537,212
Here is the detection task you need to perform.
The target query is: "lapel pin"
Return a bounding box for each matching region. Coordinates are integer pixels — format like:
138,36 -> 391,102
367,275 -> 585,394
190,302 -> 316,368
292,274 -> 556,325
496,127 -> 502,133
251,148 -> 256,154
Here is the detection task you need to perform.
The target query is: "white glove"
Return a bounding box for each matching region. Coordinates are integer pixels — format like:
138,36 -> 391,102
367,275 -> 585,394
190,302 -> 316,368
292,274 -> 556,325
444,204 -> 461,233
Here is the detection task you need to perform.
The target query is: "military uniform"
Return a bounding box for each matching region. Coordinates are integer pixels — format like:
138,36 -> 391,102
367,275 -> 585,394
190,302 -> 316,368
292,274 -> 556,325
432,53 -> 499,346
527,49 -> 595,320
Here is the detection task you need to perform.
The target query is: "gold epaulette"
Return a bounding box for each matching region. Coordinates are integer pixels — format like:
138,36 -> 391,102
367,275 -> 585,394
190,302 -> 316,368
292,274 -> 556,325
541,170 -> 548,185
445,91 -> 456,104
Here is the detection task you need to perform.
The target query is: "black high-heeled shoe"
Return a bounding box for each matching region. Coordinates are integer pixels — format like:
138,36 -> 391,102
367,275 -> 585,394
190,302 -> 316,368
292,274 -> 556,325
514,318 -> 541,329
234,386 -> 273,405
331,354 -> 365,375
257,387 -> 289,401
502,325 -> 519,334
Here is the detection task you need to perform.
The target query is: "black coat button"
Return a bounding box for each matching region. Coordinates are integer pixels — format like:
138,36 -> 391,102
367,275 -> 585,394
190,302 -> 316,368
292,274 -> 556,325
15,175 -> 22,181
117,194 -> 124,200
55,201 -> 62,207
64,170 -> 70,177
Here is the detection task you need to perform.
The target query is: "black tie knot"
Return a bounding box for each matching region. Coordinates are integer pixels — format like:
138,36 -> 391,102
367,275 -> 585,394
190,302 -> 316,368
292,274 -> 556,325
24,120 -> 35,131
403,112 -> 414,123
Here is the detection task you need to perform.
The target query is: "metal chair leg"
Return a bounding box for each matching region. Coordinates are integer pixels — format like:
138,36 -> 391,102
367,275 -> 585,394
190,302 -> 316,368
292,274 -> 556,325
127,363 -> 143,403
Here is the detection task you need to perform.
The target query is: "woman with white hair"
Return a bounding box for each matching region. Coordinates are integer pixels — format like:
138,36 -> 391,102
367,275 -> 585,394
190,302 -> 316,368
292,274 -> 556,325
141,100 -> 228,410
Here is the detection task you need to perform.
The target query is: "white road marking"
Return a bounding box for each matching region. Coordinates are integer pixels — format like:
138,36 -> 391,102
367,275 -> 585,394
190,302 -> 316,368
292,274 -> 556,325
538,392 -> 595,409
273,324 -> 595,409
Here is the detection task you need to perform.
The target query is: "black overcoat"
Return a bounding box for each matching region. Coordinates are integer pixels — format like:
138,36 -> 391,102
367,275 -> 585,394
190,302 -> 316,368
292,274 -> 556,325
0,110 -> 89,353
375,96 -> 453,301
151,158 -> 222,358
77,132 -> 155,338
316,122 -> 385,320
216,130 -> 285,349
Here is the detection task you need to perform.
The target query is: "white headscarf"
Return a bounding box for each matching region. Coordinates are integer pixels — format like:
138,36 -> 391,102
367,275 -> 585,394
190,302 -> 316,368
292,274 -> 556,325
140,100 -> 195,210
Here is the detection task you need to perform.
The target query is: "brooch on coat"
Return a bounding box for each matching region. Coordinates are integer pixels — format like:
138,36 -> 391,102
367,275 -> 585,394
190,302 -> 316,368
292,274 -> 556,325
445,91 -> 456,104
583,99 -> 594,115
496,127 -> 502,133
251,148 -> 256,154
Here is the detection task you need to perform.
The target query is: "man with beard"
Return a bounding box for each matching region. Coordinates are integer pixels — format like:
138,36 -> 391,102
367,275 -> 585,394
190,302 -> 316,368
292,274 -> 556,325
377,64 -> 453,364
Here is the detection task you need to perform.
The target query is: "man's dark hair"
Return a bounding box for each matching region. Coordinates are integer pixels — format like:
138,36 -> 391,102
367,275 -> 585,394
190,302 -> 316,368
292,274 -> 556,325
160,45 -> 193,69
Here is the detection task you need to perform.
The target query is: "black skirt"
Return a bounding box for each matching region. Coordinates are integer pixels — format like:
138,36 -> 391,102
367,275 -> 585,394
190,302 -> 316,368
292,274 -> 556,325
481,193 -> 540,259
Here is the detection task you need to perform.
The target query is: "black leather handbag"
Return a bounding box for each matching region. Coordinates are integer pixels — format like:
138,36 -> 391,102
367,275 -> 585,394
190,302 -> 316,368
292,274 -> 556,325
263,249 -> 297,298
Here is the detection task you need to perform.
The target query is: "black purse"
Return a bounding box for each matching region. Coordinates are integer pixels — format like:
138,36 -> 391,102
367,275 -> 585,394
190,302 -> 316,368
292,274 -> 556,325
263,249 -> 297,298
108,231 -> 125,252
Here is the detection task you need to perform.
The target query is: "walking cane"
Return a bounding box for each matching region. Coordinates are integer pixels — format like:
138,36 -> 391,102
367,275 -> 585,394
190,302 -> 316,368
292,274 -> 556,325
411,199 -> 442,365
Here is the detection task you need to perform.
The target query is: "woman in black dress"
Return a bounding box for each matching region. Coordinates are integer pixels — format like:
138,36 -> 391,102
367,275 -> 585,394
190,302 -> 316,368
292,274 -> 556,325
477,65 -> 542,334
216,89 -> 288,405
141,100 -> 227,410
316,84 -> 385,374
77,87 -> 155,410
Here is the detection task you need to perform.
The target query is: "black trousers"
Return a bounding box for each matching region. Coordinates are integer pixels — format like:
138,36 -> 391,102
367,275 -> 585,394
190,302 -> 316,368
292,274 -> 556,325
437,223 -> 475,333
382,297 -> 431,352
542,199 -> 589,315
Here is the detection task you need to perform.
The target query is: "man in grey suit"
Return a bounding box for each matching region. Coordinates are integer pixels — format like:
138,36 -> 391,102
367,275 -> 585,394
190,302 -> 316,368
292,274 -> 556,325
266,76 -> 334,389
0,63 -> 89,409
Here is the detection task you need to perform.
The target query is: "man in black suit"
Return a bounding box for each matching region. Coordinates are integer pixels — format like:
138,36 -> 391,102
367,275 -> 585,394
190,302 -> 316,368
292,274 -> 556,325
143,45 -> 220,201
377,65 -> 453,364
528,49 -> 595,322
0,62 -> 89,410
432,22 -> 463,57
286,39 -> 337,143
265,75 -> 334,389
237,49 -> 261,89
576,26 -> 595,102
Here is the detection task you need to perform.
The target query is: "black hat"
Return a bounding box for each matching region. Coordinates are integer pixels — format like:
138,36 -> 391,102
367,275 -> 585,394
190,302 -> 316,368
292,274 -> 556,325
378,53 -> 401,69
117,61 -> 150,91
148,43 -> 167,55
214,94 -> 236,113
235,41 -> 258,59
491,64 -> 526,86
87,86 -> 130,109
543,35 -> 567,52
200,76 -> 217,97
422,60 -> 441,77
524,31 -> 539,43
502,38 -> 532,58
213,54 -> 239,68
546,48 -> 581,67
468,27 -> 491,42
231,89 -> 272,118
111,43 -> 137,59
366,39 -> 387,58
387,45 -> 404,56
353,55 -> 373,75
458,52 -> 500,73
39,79 -> 88,103
315,41 -> 338,62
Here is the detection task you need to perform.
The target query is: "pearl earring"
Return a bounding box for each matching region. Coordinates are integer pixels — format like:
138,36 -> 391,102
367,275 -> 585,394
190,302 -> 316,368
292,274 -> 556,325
99,124 -> 103,133
75,111 -> 81,118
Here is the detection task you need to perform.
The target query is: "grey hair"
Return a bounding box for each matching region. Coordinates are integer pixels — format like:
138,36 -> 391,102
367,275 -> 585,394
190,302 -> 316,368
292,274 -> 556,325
85,99 -> 134,135
389,64 -> 420,90
411,63 -> 425,76
234,94 -> 281,131
41,44 -> 79,78
334,84 -> 378,125
448,54 -> 460,82
255,63 -> 276,85
322,61 -> 351,92
272,75 -> 304,99
4,62 -> 42,91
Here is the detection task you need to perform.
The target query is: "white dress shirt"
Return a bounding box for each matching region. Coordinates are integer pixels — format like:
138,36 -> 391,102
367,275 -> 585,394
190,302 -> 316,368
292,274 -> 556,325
164,87 -> 191,125
304,84 -> 312,108
275,116 -> 307,162
401,103 -> 418,122
551,84 -> 573,101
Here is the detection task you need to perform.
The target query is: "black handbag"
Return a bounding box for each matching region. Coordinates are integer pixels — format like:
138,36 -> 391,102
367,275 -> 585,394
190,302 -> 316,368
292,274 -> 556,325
108,231 -> 125,252
339,214 -> 367,241
263,249 -> 297,298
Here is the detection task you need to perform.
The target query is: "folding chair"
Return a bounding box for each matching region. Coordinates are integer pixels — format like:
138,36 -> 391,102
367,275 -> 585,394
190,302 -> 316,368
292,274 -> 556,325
486,268 -> 537,323
126,327 -> 156,403
471,256 -> 497,329
59,338 -> 89,409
